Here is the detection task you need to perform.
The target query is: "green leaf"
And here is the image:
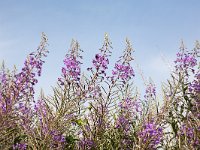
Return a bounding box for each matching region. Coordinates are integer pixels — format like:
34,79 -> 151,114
14,135 -> 27,144
65,135 -> 78,144
75,119 -> 84,126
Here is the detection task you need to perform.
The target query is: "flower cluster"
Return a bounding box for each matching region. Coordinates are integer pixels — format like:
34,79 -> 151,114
144,82 -> 156,100
0,68 -> 6,85
79,139 -> 95,150
59,40 -> 82,85
119,97 -> 141,115
14,56 -> 40,99
115,114 -> 130,132
190,72 -> 200,93
111,38 -> 134,83
13,143 -> 27,150
174,41 -> 199,77
34,99 -> 47,120
91,53 -> 109,75
16,102 -> 33,133
138,120 -> 163,149
1,35 -> 200,150
62,56 -> 81,81
175,52 -> 197,71
115,97 -> 142,148
0,70 -> 8,113
50,130 -> 66,148
112,63 -> 134,81
87,34 -> 112,79
14,33 -> 48,101
34,99 -> 66,148
178,124 -> 200,147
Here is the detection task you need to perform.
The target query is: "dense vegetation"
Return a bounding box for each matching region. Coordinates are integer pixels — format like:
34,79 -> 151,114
0,33 -> 199,149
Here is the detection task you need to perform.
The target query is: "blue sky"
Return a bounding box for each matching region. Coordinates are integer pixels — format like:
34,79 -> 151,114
0,0 -> 200,97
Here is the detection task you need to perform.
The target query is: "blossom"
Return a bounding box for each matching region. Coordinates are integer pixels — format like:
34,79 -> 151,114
14,33 -> 48,101
87,34 -> 112,79
188,72 -> 200,119
111,38 -> 135,83
34,99 -> 47,116
50,130 -> 65,144
144,82 -> 156,100
92,54 -> 109,73
62,56 -> 81,81
0,33 -> 48,116
119,97 -> 142,114
115,114 -> 130,132
59,40 -> 82,85
138,120 -> 163,149
87,53 -> 109,78
13,143 -> 27,150
178,124 -> 200,148
175,53 -> 197,69
116,97 -> 142,134
189,73 -> 200,93
112,63 -> 134,81
79,139 -> 95,150
174,47 -> 198,77
0,70 -> 6,85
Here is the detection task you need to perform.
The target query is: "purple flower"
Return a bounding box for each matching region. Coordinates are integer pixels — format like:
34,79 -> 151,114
189,73 -> 200,93
34,99 -> 47,116
91,53 -> 109,76
0,94 -> 6,113
188,72 -> 200,119
79,139 -> 95,150
0,71 -> 6,84
175,53 -> 197,69
110,39 -> 135,83
115,114 -> 130,132
13,34 -> 48,101
13,143 -> 27,150
116,97 -> 142,134
112,63 -> 134,81
0,33 -> 48,116
144,82 -> 156,100
178,124 -> 200,148
87,34 -> 112,79
59,40 -> 82,84
62,56 -> 81,81
50,130 -> 66,143
119,97 -> 142,114
33,99 -> 50,135
138,120 -> 163,149
174,46 -> 198,77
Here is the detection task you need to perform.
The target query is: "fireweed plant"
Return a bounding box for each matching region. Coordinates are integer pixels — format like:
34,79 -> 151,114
0,33 -> 199,150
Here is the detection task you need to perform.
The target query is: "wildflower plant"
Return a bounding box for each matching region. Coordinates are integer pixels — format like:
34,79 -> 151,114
0,33 -> 199,150
161,40 -> 200,149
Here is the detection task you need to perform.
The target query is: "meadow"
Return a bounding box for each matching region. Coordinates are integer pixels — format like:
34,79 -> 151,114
0,33 -> 199,150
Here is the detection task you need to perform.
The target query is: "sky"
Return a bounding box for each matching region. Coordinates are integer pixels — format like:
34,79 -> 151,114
0,0 -> 200,98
